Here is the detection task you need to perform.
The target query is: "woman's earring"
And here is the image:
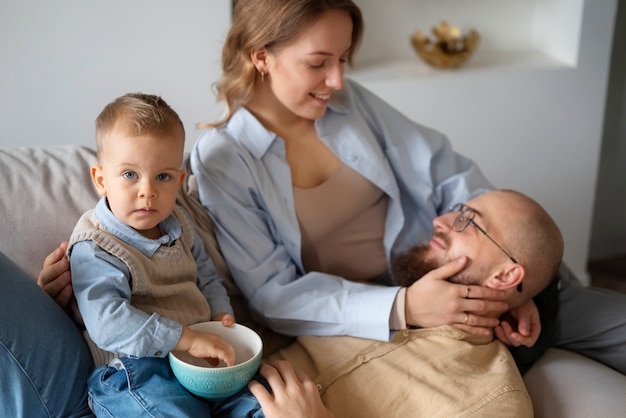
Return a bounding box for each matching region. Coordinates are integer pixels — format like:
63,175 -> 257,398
261,71 -> 265,83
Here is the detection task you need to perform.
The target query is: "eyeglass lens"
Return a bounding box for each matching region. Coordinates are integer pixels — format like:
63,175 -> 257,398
451,204 -> 473,232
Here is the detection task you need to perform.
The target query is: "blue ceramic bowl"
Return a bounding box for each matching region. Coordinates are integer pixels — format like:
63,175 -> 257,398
169,322 -> 263,400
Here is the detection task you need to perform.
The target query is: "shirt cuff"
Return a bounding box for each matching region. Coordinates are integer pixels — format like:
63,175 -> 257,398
390,287 -> 407,330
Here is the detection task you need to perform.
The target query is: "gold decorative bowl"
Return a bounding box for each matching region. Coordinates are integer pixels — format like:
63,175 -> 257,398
411,21 -> 480,69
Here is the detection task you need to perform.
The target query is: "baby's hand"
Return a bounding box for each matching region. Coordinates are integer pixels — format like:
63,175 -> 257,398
176,326 -> 236,366
212,312 -> 235,328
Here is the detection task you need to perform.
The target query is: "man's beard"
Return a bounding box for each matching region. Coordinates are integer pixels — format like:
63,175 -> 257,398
390,244 -> 475,287
391,245 -> 438,287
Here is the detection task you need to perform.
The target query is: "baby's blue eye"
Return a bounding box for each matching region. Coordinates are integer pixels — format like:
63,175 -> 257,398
156,173 -> 171,181
123,171 -> 137,180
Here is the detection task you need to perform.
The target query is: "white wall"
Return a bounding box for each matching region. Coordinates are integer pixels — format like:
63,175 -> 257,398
350,0 -> 617,284
0,0 -> 231,152
0,0 -> 619,283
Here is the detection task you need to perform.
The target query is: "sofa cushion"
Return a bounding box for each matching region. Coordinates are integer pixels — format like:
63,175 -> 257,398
2,145 -> 626,416
0,144 -> 235,290
524,347 -> 626,417
0,145 -> 99,281
0,144 -> 292,354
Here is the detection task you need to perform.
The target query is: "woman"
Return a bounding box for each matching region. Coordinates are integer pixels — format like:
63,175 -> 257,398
190,0 -> 626,374
190,0 -> 526,344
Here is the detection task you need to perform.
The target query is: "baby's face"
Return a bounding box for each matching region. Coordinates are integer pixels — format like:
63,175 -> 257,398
91,128 -> 185,239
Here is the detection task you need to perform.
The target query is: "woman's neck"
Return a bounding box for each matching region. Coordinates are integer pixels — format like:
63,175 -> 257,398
246,88 -> 313,142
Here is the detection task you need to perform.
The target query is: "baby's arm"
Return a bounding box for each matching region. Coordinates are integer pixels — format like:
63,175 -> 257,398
186,219 -> 236,365
192,230 -> 234,318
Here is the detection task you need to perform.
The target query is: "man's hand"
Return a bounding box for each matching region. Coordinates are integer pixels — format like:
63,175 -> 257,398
249,360 -> 334,418
37,242 -> 73,312
495,299 -> 541,347
405,257 -> 508,336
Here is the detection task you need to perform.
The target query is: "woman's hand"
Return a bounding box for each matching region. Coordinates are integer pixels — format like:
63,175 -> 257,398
37,242 -> 73,312
404,257 -> 508,336
495,299 -> 541,347
250,360 -> 334,418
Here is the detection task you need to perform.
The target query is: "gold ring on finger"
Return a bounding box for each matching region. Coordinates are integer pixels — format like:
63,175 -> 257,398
464,313 -> 469,325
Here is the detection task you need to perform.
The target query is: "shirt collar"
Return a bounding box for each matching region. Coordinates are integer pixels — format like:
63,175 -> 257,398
225,107 -> 277,160
93,197 -> 182,257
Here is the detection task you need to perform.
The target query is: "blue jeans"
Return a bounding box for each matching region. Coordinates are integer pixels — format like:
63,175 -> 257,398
88,356 -> 265,418
0,252 -> 94,417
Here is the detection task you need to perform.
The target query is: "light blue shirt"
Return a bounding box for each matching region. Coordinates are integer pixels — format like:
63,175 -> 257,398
190,78 -> 492,341
69,197 -> 232,358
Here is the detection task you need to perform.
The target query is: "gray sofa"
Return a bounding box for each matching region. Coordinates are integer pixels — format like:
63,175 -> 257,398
1,144 -> 625,417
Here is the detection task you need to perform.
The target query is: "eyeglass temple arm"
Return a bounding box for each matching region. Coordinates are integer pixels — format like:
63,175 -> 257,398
469,220 -> 523,293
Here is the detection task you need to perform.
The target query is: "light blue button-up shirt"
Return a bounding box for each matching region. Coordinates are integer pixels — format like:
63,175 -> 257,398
190,78 -> 492,341
69,197 -> 232,358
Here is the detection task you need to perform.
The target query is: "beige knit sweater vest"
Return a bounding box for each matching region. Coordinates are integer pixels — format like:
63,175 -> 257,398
69,205 -> 211,365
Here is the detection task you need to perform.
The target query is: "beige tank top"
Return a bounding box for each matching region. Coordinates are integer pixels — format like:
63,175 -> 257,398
294,164 -> 389,281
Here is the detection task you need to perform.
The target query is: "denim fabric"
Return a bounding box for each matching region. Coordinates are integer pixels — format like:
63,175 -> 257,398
88,356 -> 265,418
0,252 -> 94,417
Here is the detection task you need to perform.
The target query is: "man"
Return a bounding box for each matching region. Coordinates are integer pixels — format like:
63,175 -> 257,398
271,189 -> 564,418
392,188 -> 563,318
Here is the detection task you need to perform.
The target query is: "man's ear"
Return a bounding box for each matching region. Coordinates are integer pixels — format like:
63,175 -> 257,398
250,47 -> 268,73
90,165 -> 107,196
485,263 -> 525,291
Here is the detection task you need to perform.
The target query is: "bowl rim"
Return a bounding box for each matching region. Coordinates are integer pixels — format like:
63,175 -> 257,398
168,322 -> 263,372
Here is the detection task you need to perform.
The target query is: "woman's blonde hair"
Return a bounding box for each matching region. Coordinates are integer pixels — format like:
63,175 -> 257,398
199,0 -> 363,128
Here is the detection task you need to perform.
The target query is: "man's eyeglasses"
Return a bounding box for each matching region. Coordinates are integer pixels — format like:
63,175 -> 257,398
449,203 -> 522,292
